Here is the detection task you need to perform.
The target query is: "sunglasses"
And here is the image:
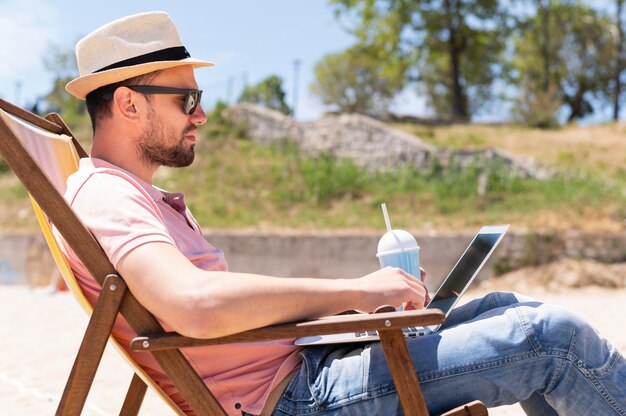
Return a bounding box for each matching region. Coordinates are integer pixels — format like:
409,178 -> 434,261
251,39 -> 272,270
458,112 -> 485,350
102,85 -> 203,115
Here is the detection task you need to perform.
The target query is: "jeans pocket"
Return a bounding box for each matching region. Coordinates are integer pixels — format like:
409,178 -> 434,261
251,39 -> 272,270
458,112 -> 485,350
298,344 -> 369,409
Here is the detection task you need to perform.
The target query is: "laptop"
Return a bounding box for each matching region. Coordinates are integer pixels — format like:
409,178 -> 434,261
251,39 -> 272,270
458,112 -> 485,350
295,224 -> 510,346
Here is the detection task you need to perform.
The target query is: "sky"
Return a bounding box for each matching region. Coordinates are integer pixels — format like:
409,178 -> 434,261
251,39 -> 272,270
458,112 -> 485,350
0,0 -> 620,123
0,0 -> 429,121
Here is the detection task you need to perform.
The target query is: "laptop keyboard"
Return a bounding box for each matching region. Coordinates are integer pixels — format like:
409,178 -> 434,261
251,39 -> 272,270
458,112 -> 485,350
353,327 -> 426,338
354,331 -> 378,338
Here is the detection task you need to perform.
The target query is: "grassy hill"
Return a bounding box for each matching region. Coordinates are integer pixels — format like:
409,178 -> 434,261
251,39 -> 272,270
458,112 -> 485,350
392,122 -> 626,180
1,116 -> 625,234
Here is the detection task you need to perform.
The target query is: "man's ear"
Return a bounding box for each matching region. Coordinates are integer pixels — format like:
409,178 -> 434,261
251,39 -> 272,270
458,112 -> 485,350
112,87 -> 141,122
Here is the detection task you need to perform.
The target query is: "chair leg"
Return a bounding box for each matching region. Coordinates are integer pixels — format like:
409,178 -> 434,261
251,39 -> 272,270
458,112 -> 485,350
378,329 -> 429,416
120,373 -> 148,416
56,275 -> 127,416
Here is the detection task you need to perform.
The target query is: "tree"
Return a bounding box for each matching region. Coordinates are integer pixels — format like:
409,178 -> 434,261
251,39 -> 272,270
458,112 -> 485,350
613,0 -> 624,121
510,1 -> 616,123
238,75 -> 291,115
537,0 -> 551,92
330,0 -> 510,119
39,45 -> 87,127
310,46 -> 404,114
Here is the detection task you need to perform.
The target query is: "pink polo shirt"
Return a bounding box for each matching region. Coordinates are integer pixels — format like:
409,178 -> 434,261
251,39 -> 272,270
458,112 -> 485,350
55,158 -> 301,416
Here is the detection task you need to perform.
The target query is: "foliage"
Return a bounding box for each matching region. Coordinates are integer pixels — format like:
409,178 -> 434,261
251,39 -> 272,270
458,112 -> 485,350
0,158 -> 9,175
2,117 -> 625,231
330,0 -> 511,119
311,45 -> 404,114
38,45 -> 87,130
512,83 -> 562,128
417,0 -> 511,118
611,0 -> 625,121
294,152 -> 366,204
150,127 -> 626,231
238,75 -> 291,115
204,101 -> 247,139
508,1 -> 616,122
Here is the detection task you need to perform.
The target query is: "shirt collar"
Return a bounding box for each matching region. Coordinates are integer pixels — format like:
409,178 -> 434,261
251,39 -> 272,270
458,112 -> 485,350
83,158 -> 166,202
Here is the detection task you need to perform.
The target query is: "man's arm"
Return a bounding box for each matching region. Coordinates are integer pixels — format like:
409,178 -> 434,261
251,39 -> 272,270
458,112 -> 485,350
117,242 -> 427,339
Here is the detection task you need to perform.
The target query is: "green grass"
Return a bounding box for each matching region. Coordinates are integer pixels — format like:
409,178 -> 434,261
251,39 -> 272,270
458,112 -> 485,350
153,130 -> 626,232
1,115 -> 625,233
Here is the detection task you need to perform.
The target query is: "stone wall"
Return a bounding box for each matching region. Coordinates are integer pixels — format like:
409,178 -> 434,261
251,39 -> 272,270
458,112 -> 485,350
229,103 -> 551,179
3,231 -> 625,292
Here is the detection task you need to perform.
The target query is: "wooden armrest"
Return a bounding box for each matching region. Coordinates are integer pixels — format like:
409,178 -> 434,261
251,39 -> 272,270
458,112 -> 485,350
131,308 -> 444,352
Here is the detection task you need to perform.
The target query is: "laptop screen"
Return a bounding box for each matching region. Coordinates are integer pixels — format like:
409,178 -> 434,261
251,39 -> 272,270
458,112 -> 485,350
426,226 -> 508,315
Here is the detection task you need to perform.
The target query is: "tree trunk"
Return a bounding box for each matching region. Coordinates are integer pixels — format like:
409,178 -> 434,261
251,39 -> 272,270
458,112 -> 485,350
566,83 -> 590,122
538,0 -> 551,92
613,0 -> 624,121
444,0 -> 467,119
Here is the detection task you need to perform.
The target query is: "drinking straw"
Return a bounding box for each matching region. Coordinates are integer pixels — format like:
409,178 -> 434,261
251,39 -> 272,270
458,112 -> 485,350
381,203 -> 392,233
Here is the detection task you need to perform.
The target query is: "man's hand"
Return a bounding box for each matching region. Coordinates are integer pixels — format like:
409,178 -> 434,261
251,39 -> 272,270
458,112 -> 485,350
355,267 -> 428,312
402,268 -> 430,310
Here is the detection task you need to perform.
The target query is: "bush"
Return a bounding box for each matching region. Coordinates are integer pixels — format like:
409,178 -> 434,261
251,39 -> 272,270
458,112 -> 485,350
205,101 -> 247,139
299,153 -> 366,205
0,158 -> 10,175
513,85 -> 562,129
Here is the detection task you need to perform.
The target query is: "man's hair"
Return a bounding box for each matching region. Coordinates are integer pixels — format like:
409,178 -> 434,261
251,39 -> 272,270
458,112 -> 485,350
85,71 -> 159,133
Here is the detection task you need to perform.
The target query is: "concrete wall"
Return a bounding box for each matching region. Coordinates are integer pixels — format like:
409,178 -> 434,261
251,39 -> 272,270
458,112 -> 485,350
4,231 -> 626,293
210,231 -> 494,292
0,233 -> 57,286
208,230 -> 626,291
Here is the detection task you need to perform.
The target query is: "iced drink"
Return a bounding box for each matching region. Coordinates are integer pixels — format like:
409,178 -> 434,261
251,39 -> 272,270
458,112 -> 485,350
376,229 -> 421,280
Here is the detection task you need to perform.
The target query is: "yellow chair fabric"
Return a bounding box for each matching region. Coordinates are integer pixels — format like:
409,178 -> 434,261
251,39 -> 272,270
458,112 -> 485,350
0,108 -> 185,415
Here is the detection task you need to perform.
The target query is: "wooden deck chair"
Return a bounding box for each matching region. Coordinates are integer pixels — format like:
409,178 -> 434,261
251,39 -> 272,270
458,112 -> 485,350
0,97 -> 487,416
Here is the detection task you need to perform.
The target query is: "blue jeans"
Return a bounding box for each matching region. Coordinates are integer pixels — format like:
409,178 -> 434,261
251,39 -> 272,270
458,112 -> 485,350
270,292 -> 626,415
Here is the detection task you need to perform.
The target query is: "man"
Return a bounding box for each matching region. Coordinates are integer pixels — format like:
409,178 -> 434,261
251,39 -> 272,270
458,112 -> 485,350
58,11 -> 625,416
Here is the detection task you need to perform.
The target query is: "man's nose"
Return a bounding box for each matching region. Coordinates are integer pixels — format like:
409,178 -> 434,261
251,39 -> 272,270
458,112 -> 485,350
190,103 -> 207,125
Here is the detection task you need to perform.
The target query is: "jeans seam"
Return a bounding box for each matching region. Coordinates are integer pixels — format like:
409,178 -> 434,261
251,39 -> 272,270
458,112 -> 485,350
417,352 -> 537,381
529,312 -> 625,415
275,392 -> 399,415
514,305 -> 544,355
569,348 -> 626,415
591,345 -> 621,378
300,353 -> 321,409
541,328 -> 575,395
362,346 -> 369,399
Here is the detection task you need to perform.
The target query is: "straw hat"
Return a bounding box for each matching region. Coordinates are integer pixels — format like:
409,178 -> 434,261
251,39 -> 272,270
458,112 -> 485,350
66,11 -> 214,99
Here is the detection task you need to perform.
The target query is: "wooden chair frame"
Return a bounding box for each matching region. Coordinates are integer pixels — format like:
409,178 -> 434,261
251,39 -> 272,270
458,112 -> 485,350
0,98 -> 487,416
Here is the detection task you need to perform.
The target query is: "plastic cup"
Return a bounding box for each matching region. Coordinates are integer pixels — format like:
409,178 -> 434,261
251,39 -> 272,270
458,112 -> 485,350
376,229 -> 421,280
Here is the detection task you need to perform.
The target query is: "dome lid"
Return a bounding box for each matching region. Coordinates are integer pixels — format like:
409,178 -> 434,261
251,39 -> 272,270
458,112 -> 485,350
376,229 -> 419,257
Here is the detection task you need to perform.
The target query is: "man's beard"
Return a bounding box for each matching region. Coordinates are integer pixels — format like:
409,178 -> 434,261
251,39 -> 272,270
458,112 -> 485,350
138,110 -> 196,168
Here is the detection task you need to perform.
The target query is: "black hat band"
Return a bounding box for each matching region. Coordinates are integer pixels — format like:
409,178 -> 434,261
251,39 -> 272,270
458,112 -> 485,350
94,46 -> 191,73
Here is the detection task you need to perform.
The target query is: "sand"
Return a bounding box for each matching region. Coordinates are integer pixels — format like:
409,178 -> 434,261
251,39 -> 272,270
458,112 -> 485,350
0,284 -> 624,416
